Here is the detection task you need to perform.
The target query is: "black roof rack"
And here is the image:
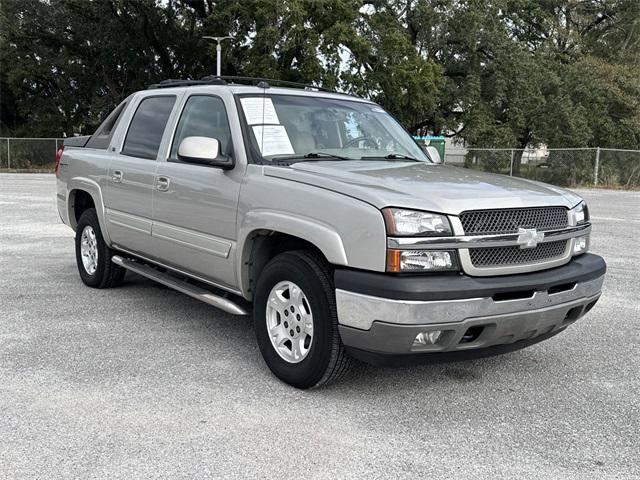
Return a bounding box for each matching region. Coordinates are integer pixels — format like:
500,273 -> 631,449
147,75 -> 352,96
147,77 -> 228,89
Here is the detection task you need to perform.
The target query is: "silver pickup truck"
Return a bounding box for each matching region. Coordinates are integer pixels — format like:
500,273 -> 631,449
56,77 -> 606,388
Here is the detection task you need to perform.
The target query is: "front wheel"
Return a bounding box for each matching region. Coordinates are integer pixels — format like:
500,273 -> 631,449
254,251 -> 352,389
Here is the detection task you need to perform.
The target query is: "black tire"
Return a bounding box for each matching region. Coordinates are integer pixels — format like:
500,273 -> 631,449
75,208 -> 126,288
254,250 -> 352,389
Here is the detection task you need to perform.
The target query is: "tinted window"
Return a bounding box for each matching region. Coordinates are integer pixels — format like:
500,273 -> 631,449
86,101 -> 127,150
122,96 -> 176,160
170,95 -> 232,161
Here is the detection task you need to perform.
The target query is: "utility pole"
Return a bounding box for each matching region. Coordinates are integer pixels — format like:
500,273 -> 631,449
202,36 -> 233,76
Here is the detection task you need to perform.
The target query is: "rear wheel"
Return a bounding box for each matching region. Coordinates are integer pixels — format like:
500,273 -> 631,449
254,250 -> 352,389
75,208 -> 125,288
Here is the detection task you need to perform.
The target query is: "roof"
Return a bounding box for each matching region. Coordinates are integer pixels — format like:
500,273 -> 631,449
146,75 -> 367,102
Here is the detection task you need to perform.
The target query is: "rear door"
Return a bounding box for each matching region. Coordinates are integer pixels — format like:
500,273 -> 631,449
104,94 -> 177,255
150,92 -> 243,290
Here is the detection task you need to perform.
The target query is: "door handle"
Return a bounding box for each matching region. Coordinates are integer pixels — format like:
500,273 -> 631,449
112,170 -> 123,183
156,176 -> 170,192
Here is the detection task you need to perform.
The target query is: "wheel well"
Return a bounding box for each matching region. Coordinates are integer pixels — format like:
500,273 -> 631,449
71,190 -> 95,223
245,231 -> 329,299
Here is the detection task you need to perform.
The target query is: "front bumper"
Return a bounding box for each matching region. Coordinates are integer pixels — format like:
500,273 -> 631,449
335,253 -> 605,363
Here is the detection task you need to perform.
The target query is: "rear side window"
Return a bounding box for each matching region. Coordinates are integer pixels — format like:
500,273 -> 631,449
122,96 -> 176,160
86,101 -> 127,149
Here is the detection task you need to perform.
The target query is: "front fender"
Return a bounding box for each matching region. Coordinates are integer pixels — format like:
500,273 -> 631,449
237,210 -> 350,296
239,209 -> 349,263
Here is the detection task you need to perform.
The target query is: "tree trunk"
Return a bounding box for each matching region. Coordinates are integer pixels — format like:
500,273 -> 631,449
512,148 -> 523,176
512,134 -> 532,176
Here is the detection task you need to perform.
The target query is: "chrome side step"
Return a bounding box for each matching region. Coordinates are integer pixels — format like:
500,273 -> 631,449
111,255 -> 248,316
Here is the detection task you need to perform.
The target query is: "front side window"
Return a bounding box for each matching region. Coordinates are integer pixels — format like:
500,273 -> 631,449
170,95 -> 232,161
122,95 -> 176,160
237,94 -> 429,163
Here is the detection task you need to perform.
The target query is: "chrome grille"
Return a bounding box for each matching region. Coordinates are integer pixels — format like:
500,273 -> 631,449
460,207 -> 568,235
469,240 -> 568,267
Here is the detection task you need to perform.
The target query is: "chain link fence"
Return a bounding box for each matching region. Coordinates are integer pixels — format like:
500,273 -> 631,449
1,138 -> 639,188
444,148 -> 640,188
0,138 -> 64,172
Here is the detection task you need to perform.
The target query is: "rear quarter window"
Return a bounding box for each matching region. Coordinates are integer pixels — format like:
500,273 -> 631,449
85,101 -> 127,150
121,95 -> 176,160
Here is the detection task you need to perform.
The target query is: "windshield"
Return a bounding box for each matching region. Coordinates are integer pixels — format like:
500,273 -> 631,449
238,94 -> 430,163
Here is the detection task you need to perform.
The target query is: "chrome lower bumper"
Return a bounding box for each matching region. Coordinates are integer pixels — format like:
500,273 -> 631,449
336,275 -> 604,355
336,276 -> 603,331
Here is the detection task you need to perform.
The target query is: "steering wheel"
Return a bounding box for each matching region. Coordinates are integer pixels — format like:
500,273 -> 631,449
344,136 -> 377,148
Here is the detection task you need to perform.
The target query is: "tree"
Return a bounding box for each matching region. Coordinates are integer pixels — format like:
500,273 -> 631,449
0,0 -> 204,136
0,0 -> 638,152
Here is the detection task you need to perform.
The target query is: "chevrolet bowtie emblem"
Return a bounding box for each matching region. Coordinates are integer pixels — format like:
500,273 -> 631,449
517,228 -> 544,249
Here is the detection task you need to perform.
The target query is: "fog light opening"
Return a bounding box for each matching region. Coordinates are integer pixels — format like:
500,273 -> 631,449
413,330 -> 442,347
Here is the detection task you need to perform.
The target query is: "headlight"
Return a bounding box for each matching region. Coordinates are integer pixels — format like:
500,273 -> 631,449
382,208 -> 452,236
387,249 -> 458,272
572,201 -> 589,225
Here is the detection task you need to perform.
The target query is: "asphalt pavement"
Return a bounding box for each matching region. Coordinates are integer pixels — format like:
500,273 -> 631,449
0,174 -> 638,479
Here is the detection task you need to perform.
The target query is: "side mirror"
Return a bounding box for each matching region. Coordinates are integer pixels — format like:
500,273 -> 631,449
425,146 -> 442,164
177,136 -> 233,169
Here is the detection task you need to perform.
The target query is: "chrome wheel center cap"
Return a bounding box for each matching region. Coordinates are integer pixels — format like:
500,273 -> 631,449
266,281 -> 313,364
80,225 -> 99,275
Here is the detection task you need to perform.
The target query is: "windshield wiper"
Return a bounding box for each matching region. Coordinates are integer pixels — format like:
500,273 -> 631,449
303,152 -> 351,161
272,152 -> 352,162
359,153 -> 422,162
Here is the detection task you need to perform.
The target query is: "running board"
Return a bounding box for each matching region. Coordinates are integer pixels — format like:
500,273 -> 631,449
111,255 -> 248,316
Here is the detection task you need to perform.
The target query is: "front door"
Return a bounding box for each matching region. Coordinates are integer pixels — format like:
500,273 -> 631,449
104,94 -> 177,255
151,93 -> 242,290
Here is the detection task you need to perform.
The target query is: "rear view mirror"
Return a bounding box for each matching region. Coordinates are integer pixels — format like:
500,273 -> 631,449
177,136 -> 233,169
425,146 -> 442,164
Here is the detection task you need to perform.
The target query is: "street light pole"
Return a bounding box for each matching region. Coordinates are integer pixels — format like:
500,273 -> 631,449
202,36 -> 233,76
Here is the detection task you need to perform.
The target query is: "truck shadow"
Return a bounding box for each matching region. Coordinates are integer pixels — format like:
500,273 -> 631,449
120,273 -> 559,396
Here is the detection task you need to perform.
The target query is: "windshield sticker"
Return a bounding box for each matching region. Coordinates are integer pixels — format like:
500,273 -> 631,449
370,107 -> 386,113
241,97 -> 280,125
252,125 -> 295,156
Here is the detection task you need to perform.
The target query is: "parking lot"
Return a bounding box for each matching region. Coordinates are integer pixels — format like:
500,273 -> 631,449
0,173 -> 638,479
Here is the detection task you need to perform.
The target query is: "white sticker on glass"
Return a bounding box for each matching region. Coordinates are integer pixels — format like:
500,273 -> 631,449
252,125 -> 295,156
241,97 -> 280,125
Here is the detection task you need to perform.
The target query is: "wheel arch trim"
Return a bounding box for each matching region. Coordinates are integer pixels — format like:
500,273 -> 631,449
66,177 -> 112,245
237,210 -> 348,297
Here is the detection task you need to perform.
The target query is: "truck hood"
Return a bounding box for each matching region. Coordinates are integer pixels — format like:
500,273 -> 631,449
263,161 -> 582,215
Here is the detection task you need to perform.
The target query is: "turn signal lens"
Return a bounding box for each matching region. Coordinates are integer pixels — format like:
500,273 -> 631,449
386,249 -> 402,272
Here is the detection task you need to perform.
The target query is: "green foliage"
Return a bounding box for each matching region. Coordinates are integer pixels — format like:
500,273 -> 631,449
0,0 -> 638,151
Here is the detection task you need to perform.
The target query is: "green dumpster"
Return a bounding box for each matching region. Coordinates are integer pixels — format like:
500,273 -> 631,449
413,135 -> 445,160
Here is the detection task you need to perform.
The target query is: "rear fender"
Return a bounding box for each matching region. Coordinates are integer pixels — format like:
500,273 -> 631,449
67,177 -> 111,245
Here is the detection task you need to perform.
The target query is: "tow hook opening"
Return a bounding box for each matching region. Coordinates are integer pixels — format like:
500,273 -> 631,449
583,299 -> 598,314
548,282 -> 577,295
563,306 -> 583,325
459,326 -> 485,344
492,290 -> 535,302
